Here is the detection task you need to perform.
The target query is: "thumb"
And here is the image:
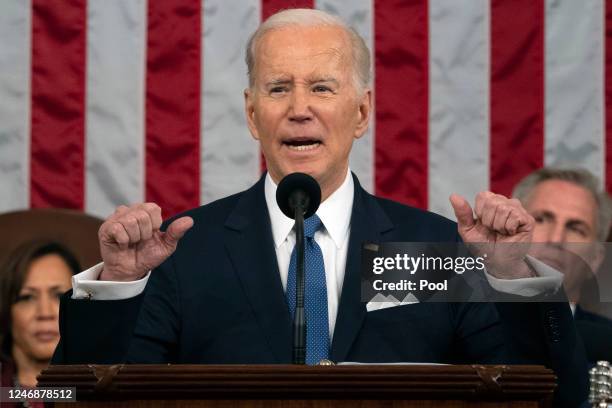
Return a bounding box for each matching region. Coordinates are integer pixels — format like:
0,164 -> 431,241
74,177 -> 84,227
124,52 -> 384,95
162,216 -> 194,248
449,194 -> 475,230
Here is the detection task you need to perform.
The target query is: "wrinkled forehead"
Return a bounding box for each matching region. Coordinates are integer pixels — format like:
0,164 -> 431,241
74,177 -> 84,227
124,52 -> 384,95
253,25 -> 353,80
527,180 -> 598,222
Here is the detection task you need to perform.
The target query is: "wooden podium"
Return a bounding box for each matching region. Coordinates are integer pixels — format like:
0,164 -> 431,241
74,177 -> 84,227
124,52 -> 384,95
38,364 -> 555,407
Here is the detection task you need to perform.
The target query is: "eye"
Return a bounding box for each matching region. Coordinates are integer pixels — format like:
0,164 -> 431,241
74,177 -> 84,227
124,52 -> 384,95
269,86 -> 288,95
312,84 -> 332,93
532,212 -> 553,224
568,224 -> 588,237
15,293 -> 34,303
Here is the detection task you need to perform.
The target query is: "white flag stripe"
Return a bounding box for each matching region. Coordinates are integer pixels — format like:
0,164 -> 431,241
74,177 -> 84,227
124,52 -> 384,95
316,0 -> 375,194
1,2 -> 611,216
201,0 -> 261,205
544,0 -> 605,185
85,0 -> 147,217
0,0 -> 31,212
428,0 -> 490,219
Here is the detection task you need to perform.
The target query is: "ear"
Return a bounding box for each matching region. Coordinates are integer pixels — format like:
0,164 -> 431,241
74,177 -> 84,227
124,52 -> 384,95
244,88 -> 260,141
354,88 -> 372,140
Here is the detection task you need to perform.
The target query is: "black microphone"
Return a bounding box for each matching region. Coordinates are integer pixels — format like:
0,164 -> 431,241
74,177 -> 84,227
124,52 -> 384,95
276,173 -> 321,365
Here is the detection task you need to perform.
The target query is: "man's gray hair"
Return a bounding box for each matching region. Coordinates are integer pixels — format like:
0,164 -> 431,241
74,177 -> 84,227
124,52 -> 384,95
245,8 -> 371,93
512,167 -> 612,241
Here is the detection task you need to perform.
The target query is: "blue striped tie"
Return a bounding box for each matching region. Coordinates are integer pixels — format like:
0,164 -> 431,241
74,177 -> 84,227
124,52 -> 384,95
286,214 -> 330,364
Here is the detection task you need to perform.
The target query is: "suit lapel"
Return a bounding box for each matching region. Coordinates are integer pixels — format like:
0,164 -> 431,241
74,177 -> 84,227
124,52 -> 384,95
224,177 -> 293,363
222,174 -> 395,363
330,176 -> 394,362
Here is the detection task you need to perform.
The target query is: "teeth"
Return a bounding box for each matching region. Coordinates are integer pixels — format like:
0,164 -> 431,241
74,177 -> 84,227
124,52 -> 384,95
287,142 -> 320,151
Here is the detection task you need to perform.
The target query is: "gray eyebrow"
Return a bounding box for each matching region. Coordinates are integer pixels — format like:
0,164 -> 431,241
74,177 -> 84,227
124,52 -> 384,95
309,77 -> 338,83
266,79 -> 292,86
264,77 -> 340,87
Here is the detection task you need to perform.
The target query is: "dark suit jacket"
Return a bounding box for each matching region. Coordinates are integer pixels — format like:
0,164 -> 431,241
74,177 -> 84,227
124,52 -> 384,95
575,305 -> 612,362
1,358 -> 21,408
53,174 -> 588,406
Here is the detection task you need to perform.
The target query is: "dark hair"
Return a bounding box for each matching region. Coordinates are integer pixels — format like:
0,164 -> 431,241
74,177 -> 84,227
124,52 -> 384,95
0,240 -> 80,361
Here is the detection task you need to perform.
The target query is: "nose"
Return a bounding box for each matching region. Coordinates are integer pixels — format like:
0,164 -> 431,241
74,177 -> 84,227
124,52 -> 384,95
288,88 -> 313,123
546,223 -> 566,245
36,293 -> 57,320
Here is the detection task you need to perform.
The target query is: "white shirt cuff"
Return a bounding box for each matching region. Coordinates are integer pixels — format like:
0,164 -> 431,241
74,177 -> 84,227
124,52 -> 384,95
71,262 -> 151,300
485,255 -> 563,297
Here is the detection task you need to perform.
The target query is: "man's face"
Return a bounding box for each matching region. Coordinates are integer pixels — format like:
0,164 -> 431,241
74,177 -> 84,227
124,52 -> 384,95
245,25 -> 371,200
526,179 -> 598,244
523,179 -> 602,289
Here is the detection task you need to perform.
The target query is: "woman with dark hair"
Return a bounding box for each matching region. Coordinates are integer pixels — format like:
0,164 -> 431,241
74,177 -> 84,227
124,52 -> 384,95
0,240 -> 79,395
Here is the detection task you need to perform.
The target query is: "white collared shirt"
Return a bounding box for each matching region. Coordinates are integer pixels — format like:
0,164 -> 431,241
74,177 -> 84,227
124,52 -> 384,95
265,170 -> 353,339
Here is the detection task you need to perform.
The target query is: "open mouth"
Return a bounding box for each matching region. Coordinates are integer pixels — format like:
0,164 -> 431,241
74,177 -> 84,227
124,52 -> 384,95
283,138 -> 321,151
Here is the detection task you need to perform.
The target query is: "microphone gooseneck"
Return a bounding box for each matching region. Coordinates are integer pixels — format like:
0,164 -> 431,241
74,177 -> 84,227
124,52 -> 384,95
276,173 -> 321,365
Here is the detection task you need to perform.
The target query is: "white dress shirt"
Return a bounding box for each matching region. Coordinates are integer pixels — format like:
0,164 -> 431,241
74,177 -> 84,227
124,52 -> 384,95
265,169 -> 353,339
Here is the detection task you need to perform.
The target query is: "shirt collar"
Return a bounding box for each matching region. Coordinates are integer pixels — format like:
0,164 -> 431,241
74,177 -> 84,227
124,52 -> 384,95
265,169 -> 354,249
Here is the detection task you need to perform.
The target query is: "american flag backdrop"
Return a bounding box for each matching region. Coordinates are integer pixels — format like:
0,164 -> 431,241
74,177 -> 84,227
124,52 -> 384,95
0,0 -> 611,221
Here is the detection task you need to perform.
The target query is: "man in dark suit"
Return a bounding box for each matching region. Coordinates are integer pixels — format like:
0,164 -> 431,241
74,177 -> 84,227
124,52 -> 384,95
53,8 -> 587,406
513,167 -> 612,363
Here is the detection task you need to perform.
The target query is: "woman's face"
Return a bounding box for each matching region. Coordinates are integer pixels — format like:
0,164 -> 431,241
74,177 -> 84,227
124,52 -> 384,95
10,254 -> 72,361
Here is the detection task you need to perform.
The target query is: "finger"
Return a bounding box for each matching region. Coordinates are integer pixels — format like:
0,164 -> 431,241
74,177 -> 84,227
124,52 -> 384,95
134,210 -> 153,241
118,215 -> 141,244
103,222 -> 131,250
505,212 -> 521,235
479,197 -> 499,229
132,202 -> 161,239
508,197 -> 523,208
110,205 -> 129,220
116,204 -> 129,213
492,205 -> 512,235
449,194 -> 475,230
142,202 -> 163,230
474,191 -> 493,219
503,198 -> 532,233
516,211 -> 535,233
162,217 -> 194,248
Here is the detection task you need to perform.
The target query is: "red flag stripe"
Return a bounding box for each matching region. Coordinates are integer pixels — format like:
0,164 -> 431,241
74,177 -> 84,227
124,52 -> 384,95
262,0 -> 314,20
145,0 -> 201,217
374,0 -> 429,209
606,0 -> 612,193
489,0 -> 545,196
30,0 -> 86,209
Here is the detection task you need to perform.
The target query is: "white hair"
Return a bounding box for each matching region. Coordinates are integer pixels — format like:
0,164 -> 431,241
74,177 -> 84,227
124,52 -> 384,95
245,8 -> 371,93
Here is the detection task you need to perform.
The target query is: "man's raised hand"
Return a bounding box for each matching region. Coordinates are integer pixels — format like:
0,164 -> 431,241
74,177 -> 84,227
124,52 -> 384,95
450,192 -> 535,279
97,203 -> 193,281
